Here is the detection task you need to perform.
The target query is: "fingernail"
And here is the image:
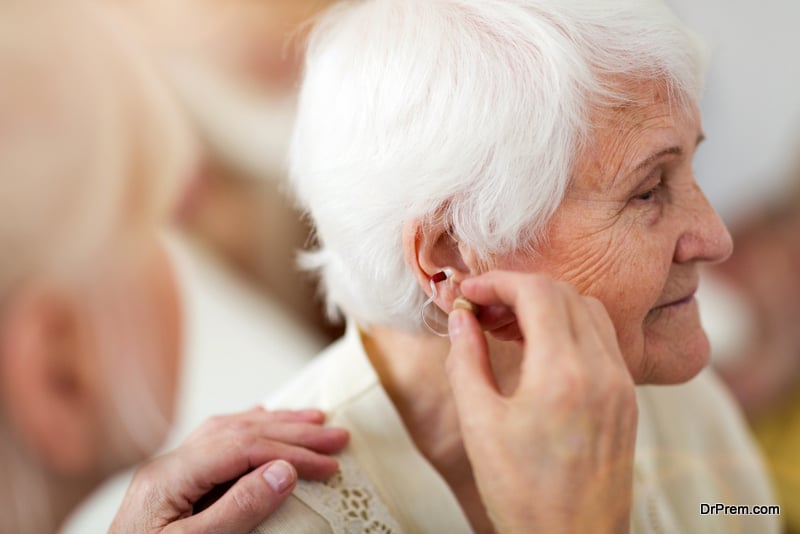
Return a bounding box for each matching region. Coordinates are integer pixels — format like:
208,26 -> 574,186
449,309 -> 466,336
263,460 -> 295,493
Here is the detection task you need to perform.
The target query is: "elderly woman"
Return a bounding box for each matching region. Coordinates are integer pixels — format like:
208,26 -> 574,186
256,0 -> 780,532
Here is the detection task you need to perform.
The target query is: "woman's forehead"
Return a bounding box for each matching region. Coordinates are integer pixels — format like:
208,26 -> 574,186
575,85 -> 702,193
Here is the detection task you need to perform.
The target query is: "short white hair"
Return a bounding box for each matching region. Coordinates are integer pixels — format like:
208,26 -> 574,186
290,0 -> 706,330
0,0 -> 194,295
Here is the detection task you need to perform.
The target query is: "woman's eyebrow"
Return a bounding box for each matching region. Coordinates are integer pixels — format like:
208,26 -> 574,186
611,133 -> 704,194
631,146 -> 682,175
629,133 -> 705,177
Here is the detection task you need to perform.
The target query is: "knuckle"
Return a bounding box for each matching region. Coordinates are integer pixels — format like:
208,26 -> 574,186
215,415 -> 253,439
231,484 -> 264,517
230,418 -> 251,434
229,431 -> 256,457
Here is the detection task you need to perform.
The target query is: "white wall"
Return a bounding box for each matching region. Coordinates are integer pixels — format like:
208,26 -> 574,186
667,0 -> 800,224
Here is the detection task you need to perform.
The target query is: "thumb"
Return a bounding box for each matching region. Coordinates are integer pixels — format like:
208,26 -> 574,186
446,308 -> 500,414
166,460 -> 297,534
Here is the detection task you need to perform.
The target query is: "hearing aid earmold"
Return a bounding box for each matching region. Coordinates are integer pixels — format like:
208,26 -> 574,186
421,269 -> 478,336
452,296 -> 479,314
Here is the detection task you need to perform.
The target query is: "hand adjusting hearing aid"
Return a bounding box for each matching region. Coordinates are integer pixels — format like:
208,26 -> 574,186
421,268 -> 478,336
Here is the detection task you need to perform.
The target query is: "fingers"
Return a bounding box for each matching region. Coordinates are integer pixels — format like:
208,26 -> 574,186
462,271 -> 574,355
172,434 -> 343,502
474,304 -> 518,331
181,408 -> 349,474
154,408 -> 349,511
582,296 -> 627,370
459,271 -> 629,390
556,288 -> 614,370
257,408 -> 328,424
446,309 -> 501,419
117,407 -> 344,533
256,423 -> 350,454
249,439 -> 343,481
167,461 -> 297,534
184,407 -> 329,444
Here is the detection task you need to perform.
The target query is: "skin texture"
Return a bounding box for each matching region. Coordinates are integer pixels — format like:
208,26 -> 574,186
367,80 -> 733,533
499,83 -> 733,384
111,408 -> 348,534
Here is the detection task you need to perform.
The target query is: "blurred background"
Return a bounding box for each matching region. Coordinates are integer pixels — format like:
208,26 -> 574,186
62,0 -> 800,532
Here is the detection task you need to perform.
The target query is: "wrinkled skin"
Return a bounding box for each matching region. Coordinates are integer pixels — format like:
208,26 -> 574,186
496,83 -> 733,385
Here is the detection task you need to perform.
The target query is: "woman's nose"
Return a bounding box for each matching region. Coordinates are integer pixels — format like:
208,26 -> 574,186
674,182 -> 734,265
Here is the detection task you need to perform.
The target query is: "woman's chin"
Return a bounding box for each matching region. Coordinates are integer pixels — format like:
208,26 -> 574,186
637,328 -> 712,385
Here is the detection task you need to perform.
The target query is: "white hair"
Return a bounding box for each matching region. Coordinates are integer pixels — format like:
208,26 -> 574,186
289,0 -> 707,330
0,0 -> 194,296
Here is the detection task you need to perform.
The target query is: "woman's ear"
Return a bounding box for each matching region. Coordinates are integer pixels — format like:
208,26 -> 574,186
0,285 -> 103,478
402,218 -> 480,312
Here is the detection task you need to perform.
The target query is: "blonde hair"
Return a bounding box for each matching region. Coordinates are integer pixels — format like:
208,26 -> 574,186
0,0 -> 195,296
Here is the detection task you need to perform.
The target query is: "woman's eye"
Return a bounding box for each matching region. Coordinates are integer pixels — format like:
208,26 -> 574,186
631,174 -> 665,204
636,185 -> 660,201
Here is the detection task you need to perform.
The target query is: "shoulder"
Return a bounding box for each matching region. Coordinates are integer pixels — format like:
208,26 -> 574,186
263,347 -> 337,410
263,328 -> 380,413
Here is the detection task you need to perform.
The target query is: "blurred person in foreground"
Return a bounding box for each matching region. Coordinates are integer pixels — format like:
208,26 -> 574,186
700,175 -> 800,531
0,2 -> 347,533
251,0 -> 780,532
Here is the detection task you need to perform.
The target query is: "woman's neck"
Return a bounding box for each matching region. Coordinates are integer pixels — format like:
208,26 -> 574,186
361,325 -> 522,533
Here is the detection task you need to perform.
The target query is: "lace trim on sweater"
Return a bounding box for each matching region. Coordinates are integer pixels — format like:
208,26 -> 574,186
293,452 -> 403,534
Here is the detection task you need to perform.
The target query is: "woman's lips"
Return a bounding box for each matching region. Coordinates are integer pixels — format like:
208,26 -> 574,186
653,288 -> 697,310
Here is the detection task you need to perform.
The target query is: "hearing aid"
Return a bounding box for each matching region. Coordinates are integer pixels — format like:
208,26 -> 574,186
421,268 -> 478,336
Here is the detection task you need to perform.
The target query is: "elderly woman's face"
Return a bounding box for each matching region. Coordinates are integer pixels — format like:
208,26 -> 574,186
500,83 -> 732,385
